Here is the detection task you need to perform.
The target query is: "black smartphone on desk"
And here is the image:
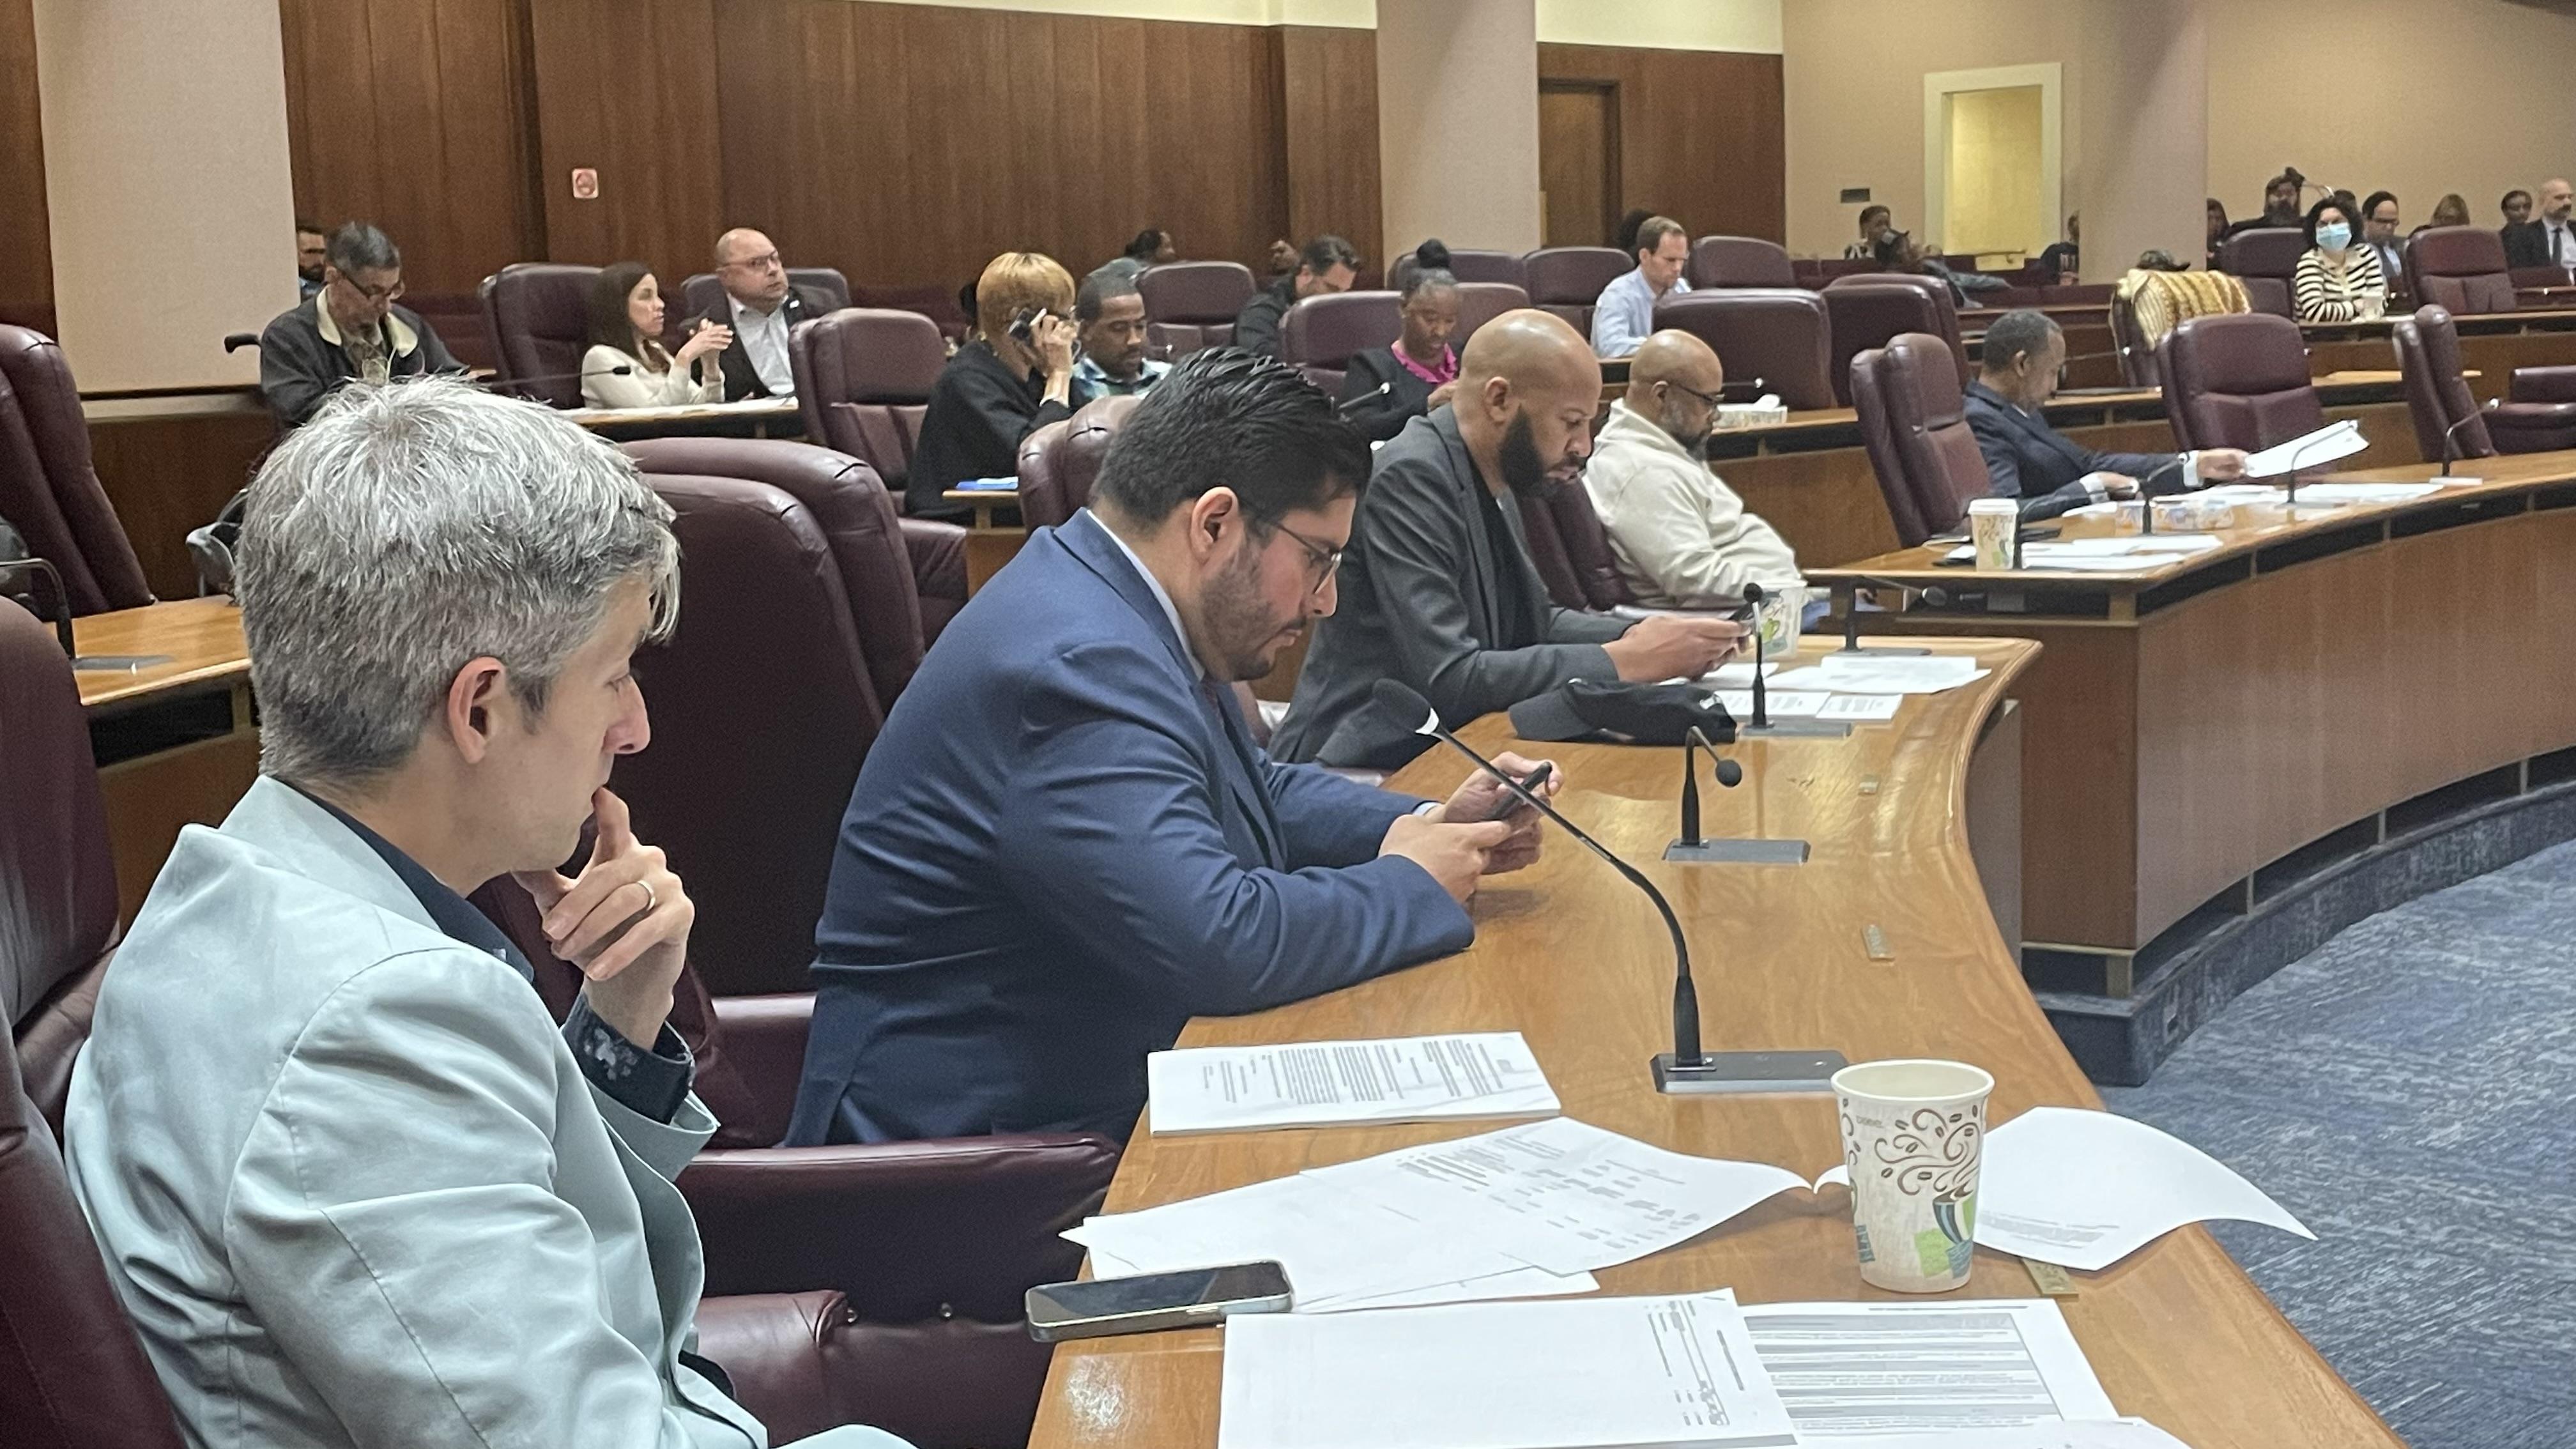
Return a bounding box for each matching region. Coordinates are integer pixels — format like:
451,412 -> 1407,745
1026,1261 -> 1294,1342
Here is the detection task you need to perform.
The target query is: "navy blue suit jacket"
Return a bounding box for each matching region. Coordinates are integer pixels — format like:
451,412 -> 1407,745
1963,381 -> 2184,521
785,509 -> 1475,1144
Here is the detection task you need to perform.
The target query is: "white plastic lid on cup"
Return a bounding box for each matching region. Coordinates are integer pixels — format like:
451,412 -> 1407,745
1965,498 -> 2016,518
1831,1058 -> 1995,1107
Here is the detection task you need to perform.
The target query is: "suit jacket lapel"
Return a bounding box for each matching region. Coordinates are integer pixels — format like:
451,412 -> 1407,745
1431,412 -> 1504,642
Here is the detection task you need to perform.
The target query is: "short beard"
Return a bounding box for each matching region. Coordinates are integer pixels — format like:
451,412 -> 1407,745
1200,537 -> 1292,682
1658,403 -> 1713,457
1499,410 -> 1560,498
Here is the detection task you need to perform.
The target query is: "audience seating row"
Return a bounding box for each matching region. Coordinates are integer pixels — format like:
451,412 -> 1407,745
2217,224 -> 2529,321
1276,283 -> 1529,392
1642,274 -> 1968,411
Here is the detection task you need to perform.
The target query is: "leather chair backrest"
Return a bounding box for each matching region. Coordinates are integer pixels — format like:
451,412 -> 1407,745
788,308 -> 949,495
0,326 -> 153,615
1138,261 -> 1256,358
0,599 -> 119,1132
1687,236 -> 1797,289
2391,305 -> 2494,462
1016,394 -> 1143,530
678,268 -> 854,325
1521,247 -> 1629,335
2109,286 -> 2158,387
2159,312 -> 2324,452
1391,249 -> 1525,293
1454,282 -> 1531,349
1652,289 -> 1837,411
1282,291 -> 1400,395
2217,227 -> 2305,319
622,437 -> 931,707
1823,274 -> 1968,406
615,473 -> 888,997
479,263 -> 600,410
2405,227 -> 2519,316
1876,331 -> 1994,541
1850,346 -> 1926,546
1516,482 -> 1633,611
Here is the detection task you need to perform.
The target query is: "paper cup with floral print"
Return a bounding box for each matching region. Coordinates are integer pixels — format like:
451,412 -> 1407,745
1833,1059 -> 1993,1292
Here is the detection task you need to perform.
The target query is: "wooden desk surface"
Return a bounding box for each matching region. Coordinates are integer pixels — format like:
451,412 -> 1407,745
1813,447 -> 2576,591
1028,638 -> 2396,1449
73,597 -> 250,712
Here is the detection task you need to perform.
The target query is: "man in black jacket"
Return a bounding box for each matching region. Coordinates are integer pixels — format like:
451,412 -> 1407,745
256,223 -> 464,429
1232,236 -> 1360,358
695,227 -> 833,400
1965,310 -> 2248,522
2502,178 -> 2573,272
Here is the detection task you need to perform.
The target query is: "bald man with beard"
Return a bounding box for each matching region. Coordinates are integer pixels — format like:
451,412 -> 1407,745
1583,330 -> 1801,608
1272,310 -> 1745,770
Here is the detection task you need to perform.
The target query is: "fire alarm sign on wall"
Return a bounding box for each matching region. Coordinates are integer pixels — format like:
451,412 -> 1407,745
571,167 -> 599,200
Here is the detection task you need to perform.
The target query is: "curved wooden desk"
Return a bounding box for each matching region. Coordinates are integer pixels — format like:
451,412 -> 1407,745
1027,638 -> 2397,1449
1812,452 -> 2576,1080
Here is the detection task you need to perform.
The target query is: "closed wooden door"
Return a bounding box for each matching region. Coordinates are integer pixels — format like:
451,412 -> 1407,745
1539,80 -> 1619,248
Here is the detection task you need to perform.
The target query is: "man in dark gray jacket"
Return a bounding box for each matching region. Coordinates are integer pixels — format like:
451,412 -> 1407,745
1271,310 -> 1743,770
256,222 -> 463,429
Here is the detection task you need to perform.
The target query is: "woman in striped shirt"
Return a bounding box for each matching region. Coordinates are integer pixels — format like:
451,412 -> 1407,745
2292,197 -> 2387,323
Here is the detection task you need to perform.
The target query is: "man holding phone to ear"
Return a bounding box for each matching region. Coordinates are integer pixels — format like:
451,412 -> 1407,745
789,350 -> 1556,1147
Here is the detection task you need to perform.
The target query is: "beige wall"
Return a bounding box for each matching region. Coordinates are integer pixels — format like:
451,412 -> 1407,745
2207,0 -> 2576,232
34,0 -> 295,391
1377,0 -> 1542,259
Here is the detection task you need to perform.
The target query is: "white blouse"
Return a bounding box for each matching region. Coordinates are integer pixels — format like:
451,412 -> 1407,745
580,342 -> 722,409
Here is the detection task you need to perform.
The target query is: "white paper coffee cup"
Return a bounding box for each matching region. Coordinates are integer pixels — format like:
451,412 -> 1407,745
1752,582 -> 1805,661
1832,1059 -> 1994,1292
1966,498 -> 2016,571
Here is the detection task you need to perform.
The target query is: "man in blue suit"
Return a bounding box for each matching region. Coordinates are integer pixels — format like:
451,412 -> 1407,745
788,350 -> 1561,1144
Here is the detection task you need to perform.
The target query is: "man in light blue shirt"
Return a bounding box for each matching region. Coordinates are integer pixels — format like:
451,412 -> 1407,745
1071,270 -> 1170,398
1591,215 -> 1692,358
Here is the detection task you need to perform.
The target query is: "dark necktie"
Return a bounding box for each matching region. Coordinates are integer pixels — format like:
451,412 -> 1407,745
1195,673 -> 1282,869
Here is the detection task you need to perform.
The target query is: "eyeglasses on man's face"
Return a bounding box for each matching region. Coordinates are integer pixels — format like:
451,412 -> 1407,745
1265,518 -> 1345,596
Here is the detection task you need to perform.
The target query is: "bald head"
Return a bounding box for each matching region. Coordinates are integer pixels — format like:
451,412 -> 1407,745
1452,309 -> 1604,496
1622,330 -> 1726,452
714,227 -> 789,309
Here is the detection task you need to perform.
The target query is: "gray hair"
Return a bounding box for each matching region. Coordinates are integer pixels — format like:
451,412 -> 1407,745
1978,308 -> 2061,375
236,376 -> 679,787
325,222 -> 401,275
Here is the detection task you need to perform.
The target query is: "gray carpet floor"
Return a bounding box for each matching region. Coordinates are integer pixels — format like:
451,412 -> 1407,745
2104,838 -> 2576,1449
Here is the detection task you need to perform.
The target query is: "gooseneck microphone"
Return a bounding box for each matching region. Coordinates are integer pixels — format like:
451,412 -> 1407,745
1834,576 -> 1947,656
2129,452 -> 2194,535
2438,399 -> 2498,481
1676,724 -> 1744,848
486,363 -> 634,400
1336,381 -> 1393,415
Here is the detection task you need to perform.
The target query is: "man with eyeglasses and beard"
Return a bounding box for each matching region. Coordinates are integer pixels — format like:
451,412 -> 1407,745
256,222 -> 464,428
789,349 -> 1560,1146
1581,330 -> 1800,609
1272,309 -> 1744,772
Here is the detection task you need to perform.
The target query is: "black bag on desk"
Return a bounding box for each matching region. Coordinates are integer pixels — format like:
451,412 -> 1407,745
1508,680 -> 1736,745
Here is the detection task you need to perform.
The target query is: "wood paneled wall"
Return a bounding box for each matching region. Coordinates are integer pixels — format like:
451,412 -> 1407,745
0,0 -> 54,333
529,0 -> 724,287
278,0 -> 544,297
1278,25 -> 1381,268
1537,43 -> 1786,246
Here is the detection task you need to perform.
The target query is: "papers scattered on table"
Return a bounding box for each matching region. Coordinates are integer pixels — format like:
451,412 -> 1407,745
1816,693 -> 1904,722
1974,1107 -> 2313,1271
1739,1299 -> 2115,1439
1824,1424 -> 2192,1449
1146,1032 -> 1558,1135
1942,534 -> 2224,572
1703,660 -> 1781,687
1712,688 -> 1836,719
2242,418 -> 2366,477
1772,654 -> 1988,695
2198,480 -> 2448,507
1217,1290 -> 1800,1449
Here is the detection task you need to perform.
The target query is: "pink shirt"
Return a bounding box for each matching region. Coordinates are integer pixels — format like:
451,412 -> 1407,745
1395,343 -> 1457,388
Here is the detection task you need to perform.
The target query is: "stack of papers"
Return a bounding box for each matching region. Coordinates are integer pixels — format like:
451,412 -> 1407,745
2243,419 -> 2366,477
1770,654 -> 1988,696
1740,1300 -> 2115,1439
1708,689 -> 1903,723
1218,1291 -> 1801,1449
1943,535 -> 2224,572
2198,480 -> 2446,507
1146,1032 -> 1558,1136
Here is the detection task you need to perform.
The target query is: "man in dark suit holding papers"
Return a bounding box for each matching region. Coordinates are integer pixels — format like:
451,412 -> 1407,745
788,351 -> 1558,1146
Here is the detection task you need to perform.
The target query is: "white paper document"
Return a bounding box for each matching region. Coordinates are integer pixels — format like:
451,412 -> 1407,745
1740,1299 -> 2117,1438
1823,1424 -> 2191,1449
1712,689 -> 1834,719
1084,1243 -> 1599,1315
1305,1117 -> 1813,1276
1772,655 -> 1987,695
1816,693 -> 1905,723
1146,1032 -> 1559,1135
1975,1107 -> 2315,1271
1217,1291 -> 1801,1449
2242,420 -> 2366,477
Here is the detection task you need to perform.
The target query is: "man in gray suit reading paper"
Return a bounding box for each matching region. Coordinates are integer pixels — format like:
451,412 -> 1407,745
1271,309 -> 1745,771
63,378 -> 902,1449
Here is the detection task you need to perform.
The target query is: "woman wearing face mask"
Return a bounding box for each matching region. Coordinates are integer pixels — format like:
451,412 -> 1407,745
2292,197 -> 2386,323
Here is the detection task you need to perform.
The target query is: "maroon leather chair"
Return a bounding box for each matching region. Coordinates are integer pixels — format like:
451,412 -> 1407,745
680,268 -> 855,328
1652,289 -> 1838,411
2109,286 -> 2159,387
1137,261 -> 1256,357
0,326 -> 153,615
2216,227 -> 2305,319
2158,312 -> 2324,453
1517,483 -> 1634,611
789,308 -> 950,505
1454,282 -> 1532,348
1850,332 -> 1993,546
477,262 -> 601,409
2404,227 -> 2519,316
1823,274 -> 1969,406
1390,248 -> 1524,293
2392,305 -> 2576,457
401,292 -> 497,372
1522,247 -> 1629,335
1016,394 -> 1144,530
1281,290 -> 1400,394
849,282 -> 970,342
623,436 -> 967,652
1687,236 -> 1797,290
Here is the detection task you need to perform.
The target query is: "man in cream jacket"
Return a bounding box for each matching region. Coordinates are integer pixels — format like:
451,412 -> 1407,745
63,378 -> 902,1449
1582,329 -> 1804,608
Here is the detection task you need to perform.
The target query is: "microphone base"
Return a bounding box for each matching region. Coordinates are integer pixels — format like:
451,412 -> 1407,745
1665,837 -> 1810,865
1834,643 -> 1931,657
1740,719 -> 1854,739
1653,1049 -> 1848,1094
